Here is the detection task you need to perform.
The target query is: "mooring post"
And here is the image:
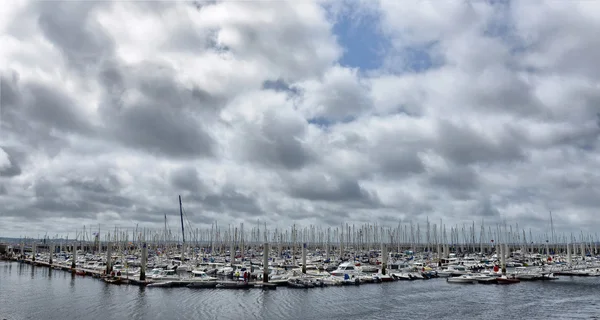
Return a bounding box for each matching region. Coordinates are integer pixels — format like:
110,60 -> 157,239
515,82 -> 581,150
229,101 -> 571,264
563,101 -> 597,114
140,242 -> 147,281
263,243 -> 269,283
106,242 -> 112,275
71,244 -> 77,273
500,244 -> 506,275
437,243 -> 441,267
49,243 -> 54,266
301,243 -> 307,274
381,243 -> 388,275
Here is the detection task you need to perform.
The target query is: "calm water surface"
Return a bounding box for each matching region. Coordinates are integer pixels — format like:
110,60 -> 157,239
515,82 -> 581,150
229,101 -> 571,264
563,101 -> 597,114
1,261 -> 600,320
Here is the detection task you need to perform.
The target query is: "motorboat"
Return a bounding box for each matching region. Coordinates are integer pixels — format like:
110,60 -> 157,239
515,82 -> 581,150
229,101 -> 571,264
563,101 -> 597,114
329,262 -> 362,277
446,274 -> 477,284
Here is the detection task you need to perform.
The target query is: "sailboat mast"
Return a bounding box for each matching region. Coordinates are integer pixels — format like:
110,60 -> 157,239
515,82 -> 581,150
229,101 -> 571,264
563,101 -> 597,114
179,195 -> 185,244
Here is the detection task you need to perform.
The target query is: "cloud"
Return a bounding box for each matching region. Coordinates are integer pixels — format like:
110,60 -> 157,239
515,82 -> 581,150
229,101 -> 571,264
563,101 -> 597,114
1,0 -> 599,237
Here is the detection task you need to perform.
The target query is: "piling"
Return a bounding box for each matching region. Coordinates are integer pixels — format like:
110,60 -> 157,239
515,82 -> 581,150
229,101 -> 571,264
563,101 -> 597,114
106,242 -> 112,275
500,243 -> 506,275
32,243 -> 36,262
567,242 -> 572,265
49,244 -> 54,266
301,243 -> 307,274
381,243 -> 388,275
263,243 -> 269,283
140,242 -> 147,281
229,238 -> 235,266
71,244 -> 77,273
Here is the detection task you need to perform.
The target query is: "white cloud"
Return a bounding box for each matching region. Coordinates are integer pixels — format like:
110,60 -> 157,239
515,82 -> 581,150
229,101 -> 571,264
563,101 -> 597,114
0,0 -> 599,238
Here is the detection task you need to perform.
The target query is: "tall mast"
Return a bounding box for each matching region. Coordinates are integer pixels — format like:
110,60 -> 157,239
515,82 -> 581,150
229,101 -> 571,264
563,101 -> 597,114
179,195 -> 185,244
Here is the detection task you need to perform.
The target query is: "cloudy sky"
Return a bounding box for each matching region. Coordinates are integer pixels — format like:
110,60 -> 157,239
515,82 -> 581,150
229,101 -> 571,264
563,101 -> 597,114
1,0 -> 599,238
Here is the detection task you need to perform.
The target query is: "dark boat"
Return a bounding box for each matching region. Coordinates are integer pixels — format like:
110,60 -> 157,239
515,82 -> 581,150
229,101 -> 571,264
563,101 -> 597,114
496,275 -> 520,284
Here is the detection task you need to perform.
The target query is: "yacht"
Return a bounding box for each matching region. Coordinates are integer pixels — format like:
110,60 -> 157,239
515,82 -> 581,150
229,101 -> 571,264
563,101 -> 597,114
446,274 -> 478,284
330,262 -> 362,277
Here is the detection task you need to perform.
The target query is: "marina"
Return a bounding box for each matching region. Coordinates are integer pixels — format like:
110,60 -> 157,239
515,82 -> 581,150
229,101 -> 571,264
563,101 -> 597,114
3,218 -> 600,291
3,218 -> 600,319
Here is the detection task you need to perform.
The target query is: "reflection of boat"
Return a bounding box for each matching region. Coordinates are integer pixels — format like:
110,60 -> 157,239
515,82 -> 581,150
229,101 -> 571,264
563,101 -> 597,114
216,281 -> 253,289
147,281 -> 176,287
186,282 -> 217,289
104,278 -> 124,285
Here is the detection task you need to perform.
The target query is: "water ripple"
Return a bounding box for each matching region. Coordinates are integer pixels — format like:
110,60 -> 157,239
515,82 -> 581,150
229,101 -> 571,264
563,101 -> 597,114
3,262 -> 600,320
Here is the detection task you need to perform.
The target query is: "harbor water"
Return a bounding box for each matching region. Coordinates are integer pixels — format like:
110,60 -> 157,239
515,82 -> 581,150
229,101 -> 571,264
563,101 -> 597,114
2,261 -> 600,320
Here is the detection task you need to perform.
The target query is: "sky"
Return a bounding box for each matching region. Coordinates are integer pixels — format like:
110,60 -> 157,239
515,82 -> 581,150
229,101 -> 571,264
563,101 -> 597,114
1,0 -> 599,238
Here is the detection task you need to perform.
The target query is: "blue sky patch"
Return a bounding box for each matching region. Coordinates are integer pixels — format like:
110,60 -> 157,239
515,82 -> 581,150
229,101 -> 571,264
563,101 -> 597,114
331,9 -> 389,71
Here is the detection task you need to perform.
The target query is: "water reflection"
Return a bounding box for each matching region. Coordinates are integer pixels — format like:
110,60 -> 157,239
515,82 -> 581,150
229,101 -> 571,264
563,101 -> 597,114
132,287 -> 149,318
69,273 -> 76,290
2,261 -> 600,320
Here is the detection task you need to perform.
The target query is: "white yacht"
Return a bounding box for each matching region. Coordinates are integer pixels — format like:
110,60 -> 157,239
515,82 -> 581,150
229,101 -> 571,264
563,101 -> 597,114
330,262 -> 362,277
150,269 -> 180,281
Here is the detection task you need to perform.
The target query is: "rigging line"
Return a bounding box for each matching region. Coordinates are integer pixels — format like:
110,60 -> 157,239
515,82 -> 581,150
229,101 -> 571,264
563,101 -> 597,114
181,206 -> 197,242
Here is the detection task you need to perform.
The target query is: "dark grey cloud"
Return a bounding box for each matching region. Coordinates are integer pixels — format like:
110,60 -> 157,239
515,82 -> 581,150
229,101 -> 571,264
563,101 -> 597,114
472,196 -> 500,218
203,190 -> 263,216
35,1 -> 114,73
0,71 -> 19,108
30,179 -> 99,218
435,120 -> 527,166
1,71 -> 76,155
241,109 -> 315,170
429,166 -> 480,200
371,147 -> 425,179
104,106 -> 214,158
98,61 -> 218,159
182,187 -> 264,218
24,82 -> 94,134
0,147 -> 23,177
170,166 -> 204,193
287,173 -> 381,208
262,79 -> 298,94
468,66 -> 543,117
